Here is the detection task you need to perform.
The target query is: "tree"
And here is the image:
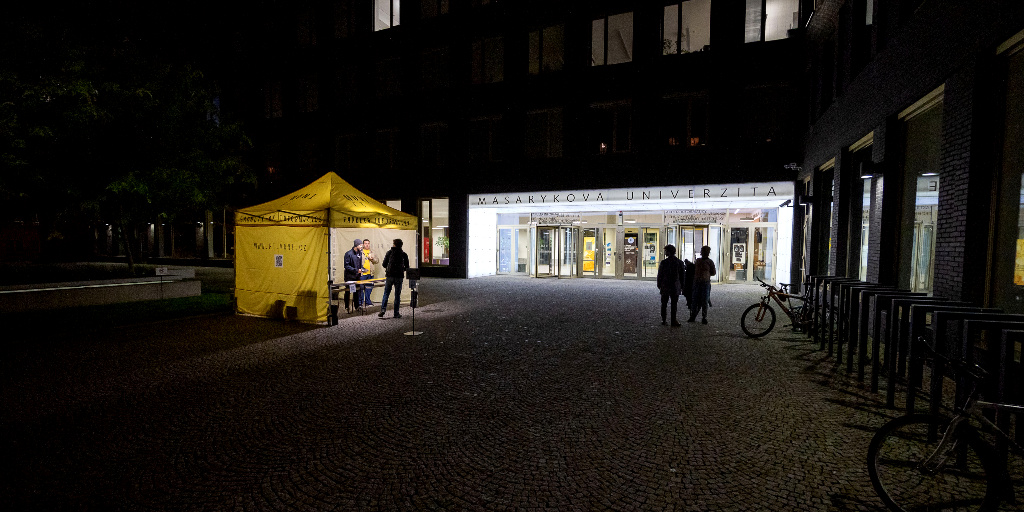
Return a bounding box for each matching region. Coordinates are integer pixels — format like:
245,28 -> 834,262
0,3 -> 254,270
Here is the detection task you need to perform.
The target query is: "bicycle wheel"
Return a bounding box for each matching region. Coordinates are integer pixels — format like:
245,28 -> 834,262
867,413 -> 999,512
740,303 -> 775,337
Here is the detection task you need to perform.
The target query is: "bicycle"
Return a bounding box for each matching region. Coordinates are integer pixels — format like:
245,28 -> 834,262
867,338 -> 1024,511
739,276 -> 814,337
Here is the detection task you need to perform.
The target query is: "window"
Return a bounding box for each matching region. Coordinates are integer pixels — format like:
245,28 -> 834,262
376,57 -> 401,98
376,128 -> 399,170
589,103 -> 631,154
334,63 -> 358,107
900,86 -> 944,294
421,198 -> 450,266
374,0 -> 400,31
333,0 -> 355,38
264,80 -> 283,118
592,12 -> 633,66
421,0 -> 449,19
529,25 -> 564,74
745,0 -> 799,43
297,74 -> 319,113
525,109 -> 563,159
297,7 -> 317,46
661,96 -> 708,147
421,47 -> 451,90
741,87 -> 785,143
469,117 -> 504,163
472,37 -> 504,84
335,134 -> 357,174
420,123 -> 448,169
662,0 -> 711,54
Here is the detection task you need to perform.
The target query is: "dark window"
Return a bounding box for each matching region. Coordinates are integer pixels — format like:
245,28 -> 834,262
421,123 -> 449,169
472,37 -> 504,84
376,129 -> 399,170
529,25 -> 564,74
376,58 -> 401,98
422,0 -> 449,19
469,117 -> 505,163
525,109 -> 563,159
589,104 -> 632,154
661,96 -> 708,147
421,47 -> 452,90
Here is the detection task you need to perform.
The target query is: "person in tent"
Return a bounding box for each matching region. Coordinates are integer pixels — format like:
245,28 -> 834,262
378,239 -> 410,319
360,238 -> 379,307
343,239 -> 364,313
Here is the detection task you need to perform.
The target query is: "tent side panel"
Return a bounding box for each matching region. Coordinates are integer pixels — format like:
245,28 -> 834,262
235,225 -> 329,323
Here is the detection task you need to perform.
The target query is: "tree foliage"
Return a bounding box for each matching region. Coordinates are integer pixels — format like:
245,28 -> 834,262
0,4 -> 254,267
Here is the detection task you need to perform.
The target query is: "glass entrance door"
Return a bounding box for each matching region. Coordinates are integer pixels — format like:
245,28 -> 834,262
641,227 -> 660,278
582,228 -> 598,276
728,225 -> 775,283
729,227 -> 749,282
536,227 -> 555,277
558,227 -> 578,278
678,225 -> 721,282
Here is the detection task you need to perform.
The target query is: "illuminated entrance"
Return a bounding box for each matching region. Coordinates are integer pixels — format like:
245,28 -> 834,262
468,182 -> 795,285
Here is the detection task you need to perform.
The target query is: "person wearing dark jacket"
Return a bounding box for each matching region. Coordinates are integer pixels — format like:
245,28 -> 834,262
656,244 -> 684,327
378,238 -> 410,318
681,258 -> 695,308
342,239 -> 363,312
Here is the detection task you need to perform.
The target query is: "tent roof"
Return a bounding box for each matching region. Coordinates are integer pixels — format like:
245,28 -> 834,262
235,172 -> 417,229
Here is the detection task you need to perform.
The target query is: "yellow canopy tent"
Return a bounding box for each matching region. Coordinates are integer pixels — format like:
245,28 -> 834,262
234,172 -> 418,324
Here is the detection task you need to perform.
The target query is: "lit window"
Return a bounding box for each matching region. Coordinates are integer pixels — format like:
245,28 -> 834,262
421,198 -> 450,266
528,25 -> 564,74
745,0 -> 799,43
592,12 -> 633,66
374,0 -> 400,31
662,0 -> 711,55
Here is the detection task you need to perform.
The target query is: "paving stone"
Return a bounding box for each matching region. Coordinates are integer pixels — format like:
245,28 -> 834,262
2,276 -> 927,510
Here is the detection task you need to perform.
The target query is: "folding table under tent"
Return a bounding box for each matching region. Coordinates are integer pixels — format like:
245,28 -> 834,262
234,172 -> 418,324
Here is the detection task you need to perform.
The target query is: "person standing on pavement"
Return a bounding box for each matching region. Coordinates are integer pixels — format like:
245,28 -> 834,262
656,244 -> 684,327
343,239 -> 363,313
360,238 -> 379,307
378,238 -> 410,319
681,257 -> 695,309
688,245 -> 716,324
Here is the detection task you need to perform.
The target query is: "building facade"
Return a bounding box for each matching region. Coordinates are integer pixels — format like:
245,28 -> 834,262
797,0 -> 1024,311
230,0 -> 809,283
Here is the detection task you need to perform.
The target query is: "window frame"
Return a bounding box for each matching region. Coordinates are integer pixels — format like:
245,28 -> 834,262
592,12 -> 634,66
374,0 -> 401,32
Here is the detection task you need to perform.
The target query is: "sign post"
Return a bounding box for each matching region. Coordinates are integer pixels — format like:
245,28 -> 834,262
404,269 -> 422,336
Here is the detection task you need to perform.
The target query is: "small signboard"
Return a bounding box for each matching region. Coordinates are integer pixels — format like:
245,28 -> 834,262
155,267 -> 169,276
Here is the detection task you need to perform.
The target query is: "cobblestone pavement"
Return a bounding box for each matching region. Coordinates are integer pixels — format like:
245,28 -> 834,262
4,276 -> 923,510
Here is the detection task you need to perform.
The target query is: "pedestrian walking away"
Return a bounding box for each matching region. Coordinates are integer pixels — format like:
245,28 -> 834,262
343,239 -> 363,313
688,245 -> 716,324
656,244 -> 684,327
378,238 -> 410,319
